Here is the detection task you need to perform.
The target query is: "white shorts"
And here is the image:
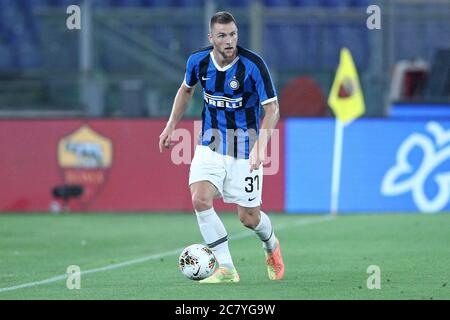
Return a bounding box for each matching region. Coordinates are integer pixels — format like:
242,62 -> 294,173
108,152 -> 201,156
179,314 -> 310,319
188,145 -> 263,208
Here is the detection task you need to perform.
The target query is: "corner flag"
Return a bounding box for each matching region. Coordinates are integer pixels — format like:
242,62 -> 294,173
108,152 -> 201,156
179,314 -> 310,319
328,48 -> 365,124
328,48 -> 365,216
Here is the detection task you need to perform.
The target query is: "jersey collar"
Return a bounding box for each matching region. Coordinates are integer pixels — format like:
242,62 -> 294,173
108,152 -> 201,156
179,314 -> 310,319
210,51 -> 240,72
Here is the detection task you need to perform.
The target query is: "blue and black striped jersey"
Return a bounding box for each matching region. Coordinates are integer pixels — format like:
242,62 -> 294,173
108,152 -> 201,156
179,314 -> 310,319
184,45 -> 277,159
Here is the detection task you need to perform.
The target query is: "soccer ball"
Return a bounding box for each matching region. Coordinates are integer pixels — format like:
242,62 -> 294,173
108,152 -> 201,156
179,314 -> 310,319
178,244 -> 216,280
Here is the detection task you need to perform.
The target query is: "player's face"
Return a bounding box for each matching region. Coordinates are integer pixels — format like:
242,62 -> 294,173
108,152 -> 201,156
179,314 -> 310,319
209,22 -> 238,61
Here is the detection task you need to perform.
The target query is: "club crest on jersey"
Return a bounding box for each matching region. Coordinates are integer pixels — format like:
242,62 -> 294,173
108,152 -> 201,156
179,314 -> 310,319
229,78 -> 240,90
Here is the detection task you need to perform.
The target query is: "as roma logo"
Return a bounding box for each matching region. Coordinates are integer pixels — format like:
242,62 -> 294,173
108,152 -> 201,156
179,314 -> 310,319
57,125 -> 113,210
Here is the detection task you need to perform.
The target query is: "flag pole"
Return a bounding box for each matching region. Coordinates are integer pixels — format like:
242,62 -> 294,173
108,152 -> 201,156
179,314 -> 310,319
328,48 -> 365,217
330,119 -> 344,217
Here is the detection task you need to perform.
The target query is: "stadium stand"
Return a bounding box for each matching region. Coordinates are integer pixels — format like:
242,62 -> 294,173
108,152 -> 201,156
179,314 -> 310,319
0,0 -> 446,72
424,49 -> 450,101
0,0 -> 448,116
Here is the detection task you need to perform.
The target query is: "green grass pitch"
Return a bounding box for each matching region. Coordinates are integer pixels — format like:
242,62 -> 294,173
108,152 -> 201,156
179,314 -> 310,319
0,212 -> 449,299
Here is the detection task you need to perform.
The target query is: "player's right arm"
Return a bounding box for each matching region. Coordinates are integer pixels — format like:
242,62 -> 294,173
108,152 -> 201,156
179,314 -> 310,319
159,53 -> 199,153
159,83 -> 195,152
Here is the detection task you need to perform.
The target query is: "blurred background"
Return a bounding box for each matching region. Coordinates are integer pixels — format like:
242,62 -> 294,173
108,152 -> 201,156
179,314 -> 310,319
0,0 -> 449,214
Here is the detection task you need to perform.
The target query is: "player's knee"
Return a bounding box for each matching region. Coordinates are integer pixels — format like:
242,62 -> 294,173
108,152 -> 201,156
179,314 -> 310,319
192,195 -> 213,212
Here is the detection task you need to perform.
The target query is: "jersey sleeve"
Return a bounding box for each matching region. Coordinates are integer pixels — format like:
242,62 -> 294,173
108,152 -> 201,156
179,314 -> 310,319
183,54 -> 198,88
252,59 -> 278,105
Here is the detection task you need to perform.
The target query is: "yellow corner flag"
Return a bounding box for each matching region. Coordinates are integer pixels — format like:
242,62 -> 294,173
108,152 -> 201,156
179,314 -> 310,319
328,48 -> 365,124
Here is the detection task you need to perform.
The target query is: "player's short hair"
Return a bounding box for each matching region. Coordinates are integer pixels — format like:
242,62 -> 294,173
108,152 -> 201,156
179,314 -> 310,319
210,11 -> 237,30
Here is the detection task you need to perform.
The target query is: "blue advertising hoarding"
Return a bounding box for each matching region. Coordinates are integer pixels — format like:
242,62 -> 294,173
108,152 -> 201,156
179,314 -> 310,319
285,119 -> 450,213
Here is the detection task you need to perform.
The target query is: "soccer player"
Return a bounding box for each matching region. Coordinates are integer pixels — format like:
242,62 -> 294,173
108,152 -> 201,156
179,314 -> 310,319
159,11 -> 284,283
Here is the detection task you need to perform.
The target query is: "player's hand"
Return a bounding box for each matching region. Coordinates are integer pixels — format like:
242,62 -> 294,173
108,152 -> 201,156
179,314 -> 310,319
249,143 -> 265,172
159,124 -> 175,152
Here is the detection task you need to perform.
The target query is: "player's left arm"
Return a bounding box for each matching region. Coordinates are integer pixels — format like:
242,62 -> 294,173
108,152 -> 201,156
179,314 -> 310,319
249,99 -> 280,172
249,57 -> 280,172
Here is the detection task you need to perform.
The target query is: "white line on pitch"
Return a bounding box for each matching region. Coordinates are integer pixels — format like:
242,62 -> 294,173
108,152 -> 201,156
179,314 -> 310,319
0,215 -> 333,294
